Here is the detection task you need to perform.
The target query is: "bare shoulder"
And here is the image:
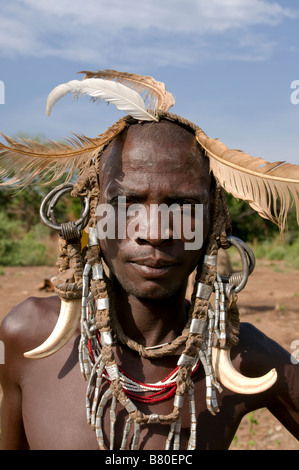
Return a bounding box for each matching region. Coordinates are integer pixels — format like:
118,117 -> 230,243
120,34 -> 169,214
237,324 -> 299,437
238,321 -> 285,351
234,322 -> 292,370
237,322 -> 292,357
0,296 -> 61,360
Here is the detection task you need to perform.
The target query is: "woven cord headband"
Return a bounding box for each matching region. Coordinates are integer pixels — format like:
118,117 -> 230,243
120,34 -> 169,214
1,69 -> 299,231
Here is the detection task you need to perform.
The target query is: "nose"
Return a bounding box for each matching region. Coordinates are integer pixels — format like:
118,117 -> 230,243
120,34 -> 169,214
134,204 -> 175,247
137,232 -> 173,247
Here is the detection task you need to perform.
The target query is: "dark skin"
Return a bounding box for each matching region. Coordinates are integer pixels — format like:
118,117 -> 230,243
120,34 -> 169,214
0,121 -> 298,450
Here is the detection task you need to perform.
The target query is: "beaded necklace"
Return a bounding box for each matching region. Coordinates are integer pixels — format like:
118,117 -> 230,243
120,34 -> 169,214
79,250 -> 227,450
87,331 -> 201,404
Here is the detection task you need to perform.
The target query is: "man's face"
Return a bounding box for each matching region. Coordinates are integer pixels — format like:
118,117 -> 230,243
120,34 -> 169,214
98,120 -> 213,300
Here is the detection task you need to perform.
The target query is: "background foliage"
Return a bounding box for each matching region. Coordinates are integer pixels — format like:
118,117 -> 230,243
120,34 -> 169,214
0,134 -> 81,266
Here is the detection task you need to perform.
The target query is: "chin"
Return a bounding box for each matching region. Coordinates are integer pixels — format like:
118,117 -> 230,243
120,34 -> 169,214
118,277 -> 186,301
130,287 -> 178,301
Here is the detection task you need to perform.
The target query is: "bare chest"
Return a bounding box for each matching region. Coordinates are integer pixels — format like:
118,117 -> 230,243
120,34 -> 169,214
20,341 -> 245,450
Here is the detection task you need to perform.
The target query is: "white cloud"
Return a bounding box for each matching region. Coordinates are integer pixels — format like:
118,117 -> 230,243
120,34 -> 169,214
18,0 -> 295,32
0,0 -> 297,65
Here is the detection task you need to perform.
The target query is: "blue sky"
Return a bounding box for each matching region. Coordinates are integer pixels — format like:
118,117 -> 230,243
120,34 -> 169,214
0,0 -> 299,164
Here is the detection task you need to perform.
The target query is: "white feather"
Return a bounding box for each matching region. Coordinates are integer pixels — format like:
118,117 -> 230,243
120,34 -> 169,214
46,78 -> 158,121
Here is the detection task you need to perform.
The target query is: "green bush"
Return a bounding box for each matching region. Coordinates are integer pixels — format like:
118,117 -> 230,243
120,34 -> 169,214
249,236 -> 299,270
0,211 -> 50,266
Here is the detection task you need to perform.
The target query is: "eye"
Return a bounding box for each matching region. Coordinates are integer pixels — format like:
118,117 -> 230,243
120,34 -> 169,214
125,196 -> 140,205
108,197 -> 120,207
108,196 -> 141,208
180,199 -> 196,206
175,199 -> 199,211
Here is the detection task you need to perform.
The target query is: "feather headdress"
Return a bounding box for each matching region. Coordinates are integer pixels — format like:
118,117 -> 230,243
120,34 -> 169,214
1,68 -> 299,229
0,70 -> 174,186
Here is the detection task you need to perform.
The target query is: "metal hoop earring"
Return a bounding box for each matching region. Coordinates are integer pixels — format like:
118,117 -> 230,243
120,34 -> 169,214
221,235 -> 255,297
40,182 -> 90,239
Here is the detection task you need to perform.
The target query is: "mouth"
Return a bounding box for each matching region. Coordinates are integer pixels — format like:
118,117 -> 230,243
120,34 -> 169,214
129,257 -> 179,278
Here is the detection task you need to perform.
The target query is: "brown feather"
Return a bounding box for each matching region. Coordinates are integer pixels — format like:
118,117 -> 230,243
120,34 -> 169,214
78,69 -> 175,113
0,119 -> 128,186
196,129 -> 299,230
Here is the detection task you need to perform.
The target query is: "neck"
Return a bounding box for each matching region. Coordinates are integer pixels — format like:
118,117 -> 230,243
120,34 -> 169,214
111,280 -> 189,349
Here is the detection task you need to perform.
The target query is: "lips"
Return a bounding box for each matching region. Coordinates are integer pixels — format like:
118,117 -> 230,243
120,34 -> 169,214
129,256 -> 179,278
131,257 -> 178,268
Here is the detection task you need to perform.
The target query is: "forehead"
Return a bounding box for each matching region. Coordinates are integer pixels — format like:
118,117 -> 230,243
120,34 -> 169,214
99,120 -> 211,195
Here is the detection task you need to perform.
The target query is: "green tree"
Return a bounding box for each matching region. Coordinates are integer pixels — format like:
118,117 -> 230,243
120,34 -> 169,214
225,193 -> 279,242
224,192 -> 298,243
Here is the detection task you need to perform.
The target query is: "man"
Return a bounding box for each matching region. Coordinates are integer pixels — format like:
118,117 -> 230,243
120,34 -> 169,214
0,71 -> 298,450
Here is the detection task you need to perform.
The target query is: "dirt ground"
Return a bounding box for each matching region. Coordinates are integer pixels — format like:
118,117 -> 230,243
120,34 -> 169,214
0,260 -> 298,450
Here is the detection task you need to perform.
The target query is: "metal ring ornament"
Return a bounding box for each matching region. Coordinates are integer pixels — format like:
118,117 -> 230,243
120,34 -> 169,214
40,183 -> 90,235
225,235 -> 255,295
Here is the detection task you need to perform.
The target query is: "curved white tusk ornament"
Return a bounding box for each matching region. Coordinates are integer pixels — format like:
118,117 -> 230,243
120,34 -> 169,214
24,299 -> 82,359
212,347 -> 277,394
